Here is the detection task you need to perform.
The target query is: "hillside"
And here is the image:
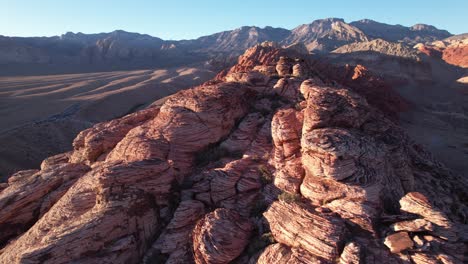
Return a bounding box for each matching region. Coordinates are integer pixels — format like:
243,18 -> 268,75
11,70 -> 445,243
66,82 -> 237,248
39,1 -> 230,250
0,43 -> 466,264
350,19 -> 452,43
332,38 -> 422,60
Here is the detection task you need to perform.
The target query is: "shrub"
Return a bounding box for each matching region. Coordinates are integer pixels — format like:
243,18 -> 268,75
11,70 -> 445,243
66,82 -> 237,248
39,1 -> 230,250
278,192 -> 301,203
251,154 -> 261,162
195,145 -> 228,166
258,165 -> 273,185
195,145 -> 242,166
250,195 -> 269,217
294,102 -> 304,111
144,250 -> 169,264
246,232 -> 276,256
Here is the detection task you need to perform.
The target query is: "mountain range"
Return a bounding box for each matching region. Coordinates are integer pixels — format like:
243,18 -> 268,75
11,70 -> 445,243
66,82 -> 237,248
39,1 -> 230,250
0,18 -> 455,75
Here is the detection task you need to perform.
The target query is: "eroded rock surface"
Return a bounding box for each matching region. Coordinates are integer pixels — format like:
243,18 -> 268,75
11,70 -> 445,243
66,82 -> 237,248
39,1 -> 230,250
193,209 -> 253,264
0,42 -> 466,264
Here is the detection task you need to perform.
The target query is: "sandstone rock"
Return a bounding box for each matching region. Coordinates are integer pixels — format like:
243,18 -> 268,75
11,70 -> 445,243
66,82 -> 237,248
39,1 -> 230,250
220,113 -> 265,154
253,65 -> 277,75
263,201 -> 346,260
419,39 -> 468,68
40,152 -> 71,170
442,45 -> 468,67
384,232 -> 414,253
190,158 -> 263,217
0,163 -> 89,245
339,242 -> 362,264
0,172 -> 159,263
193,208 -> 253,264
271,108 -> 304,193
0,80 -> 253,263
292,63 -> 306,78
70,106 -> 160,164
300,80 -> 370,131
391,219 -> 434,233
257,243 -> 325,264
301,128 -> 381,181
276,56 -> 293,76
1,42 -> 466,264
398,192 -> 461,242
153,200 -> 205,254
273,78 -> 302,100
225,71 -> 270,86
413,235 -> 426,248
224,43 -> 282,75
106,82 -> 251,173
399,192 -> 450,227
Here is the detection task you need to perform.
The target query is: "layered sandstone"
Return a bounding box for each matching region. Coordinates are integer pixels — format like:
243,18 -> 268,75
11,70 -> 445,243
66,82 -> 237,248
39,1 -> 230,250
415,35 -> 468,68
0,43 -> 466,264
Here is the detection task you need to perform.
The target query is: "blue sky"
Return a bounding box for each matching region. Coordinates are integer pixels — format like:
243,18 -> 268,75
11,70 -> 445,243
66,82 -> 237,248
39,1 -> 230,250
1,0 -> 466,39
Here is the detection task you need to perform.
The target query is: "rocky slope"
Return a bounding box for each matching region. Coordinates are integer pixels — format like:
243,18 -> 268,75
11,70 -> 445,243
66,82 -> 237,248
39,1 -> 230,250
350,19 -> 452,44
0,43 -> 466,264
282,18 -> 369,53
323,36 -> 468,175
179,26 -> 290,53
415,34 -> 468,68
332,38 -> 422,60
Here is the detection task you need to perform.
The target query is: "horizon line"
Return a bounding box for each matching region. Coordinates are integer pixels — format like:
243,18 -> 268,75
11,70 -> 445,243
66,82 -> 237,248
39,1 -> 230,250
0,17 -> 462,41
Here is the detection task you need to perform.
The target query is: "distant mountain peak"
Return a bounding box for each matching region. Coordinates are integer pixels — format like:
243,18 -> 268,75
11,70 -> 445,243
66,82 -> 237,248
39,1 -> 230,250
284,18 -> 368,53
316,17 -> 345,23
351,19 -> 452,43
410,24 -> 443,32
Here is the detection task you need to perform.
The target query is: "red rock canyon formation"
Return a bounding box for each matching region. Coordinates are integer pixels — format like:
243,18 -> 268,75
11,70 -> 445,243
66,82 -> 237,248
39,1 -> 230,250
0,42 -> 466,264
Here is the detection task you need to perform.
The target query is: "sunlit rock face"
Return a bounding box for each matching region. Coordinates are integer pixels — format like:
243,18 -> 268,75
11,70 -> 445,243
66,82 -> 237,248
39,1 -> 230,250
0,42 -> 466,264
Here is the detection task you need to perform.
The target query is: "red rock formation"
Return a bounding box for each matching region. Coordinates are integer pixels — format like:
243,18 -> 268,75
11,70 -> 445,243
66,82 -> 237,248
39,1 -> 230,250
416,44 -> 443,58
443,45 -> 468,68
416,40 -> 468,68
0,42 -> 466,264
271,108 -> 304,193
263,201 -> 346,260
193,209 -> 252,264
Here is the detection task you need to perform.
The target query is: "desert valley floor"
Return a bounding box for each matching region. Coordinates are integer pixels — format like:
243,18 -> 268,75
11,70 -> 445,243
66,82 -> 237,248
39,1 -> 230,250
0,67 -> 215,179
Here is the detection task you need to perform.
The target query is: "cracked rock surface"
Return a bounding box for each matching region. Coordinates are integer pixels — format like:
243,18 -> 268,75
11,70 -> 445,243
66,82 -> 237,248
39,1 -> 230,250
0,42 -> 466,263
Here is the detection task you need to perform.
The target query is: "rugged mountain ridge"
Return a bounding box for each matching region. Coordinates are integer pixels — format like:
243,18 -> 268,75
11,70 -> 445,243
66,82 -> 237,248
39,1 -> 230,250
332,38 -> 422,60
179,26 -> 291,52
0,43 -> 466,263
0,18 -> 454,75
283,18 -> 370,52
350,19 -> 452,43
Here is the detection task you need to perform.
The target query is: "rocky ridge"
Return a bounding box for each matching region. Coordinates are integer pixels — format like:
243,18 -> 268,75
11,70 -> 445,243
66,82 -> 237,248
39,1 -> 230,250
282,18 -> 370,53
0,18 -> 454,76
332,38 -> 422,60
0,42 -> 466,263
350,19 -> 452,44
415,34 -> 468,68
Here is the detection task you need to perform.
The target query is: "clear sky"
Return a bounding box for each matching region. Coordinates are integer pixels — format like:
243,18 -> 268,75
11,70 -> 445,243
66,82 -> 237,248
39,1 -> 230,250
1,0 -> 467,40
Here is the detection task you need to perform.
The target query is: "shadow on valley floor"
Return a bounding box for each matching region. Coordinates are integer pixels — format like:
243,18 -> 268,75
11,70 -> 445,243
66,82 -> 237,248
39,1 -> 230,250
0,67 -> 215,180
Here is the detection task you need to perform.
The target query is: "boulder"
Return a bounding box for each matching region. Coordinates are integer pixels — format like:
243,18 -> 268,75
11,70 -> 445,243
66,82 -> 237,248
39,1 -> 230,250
384,232 -> 414,253
193,208 -> 253,264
